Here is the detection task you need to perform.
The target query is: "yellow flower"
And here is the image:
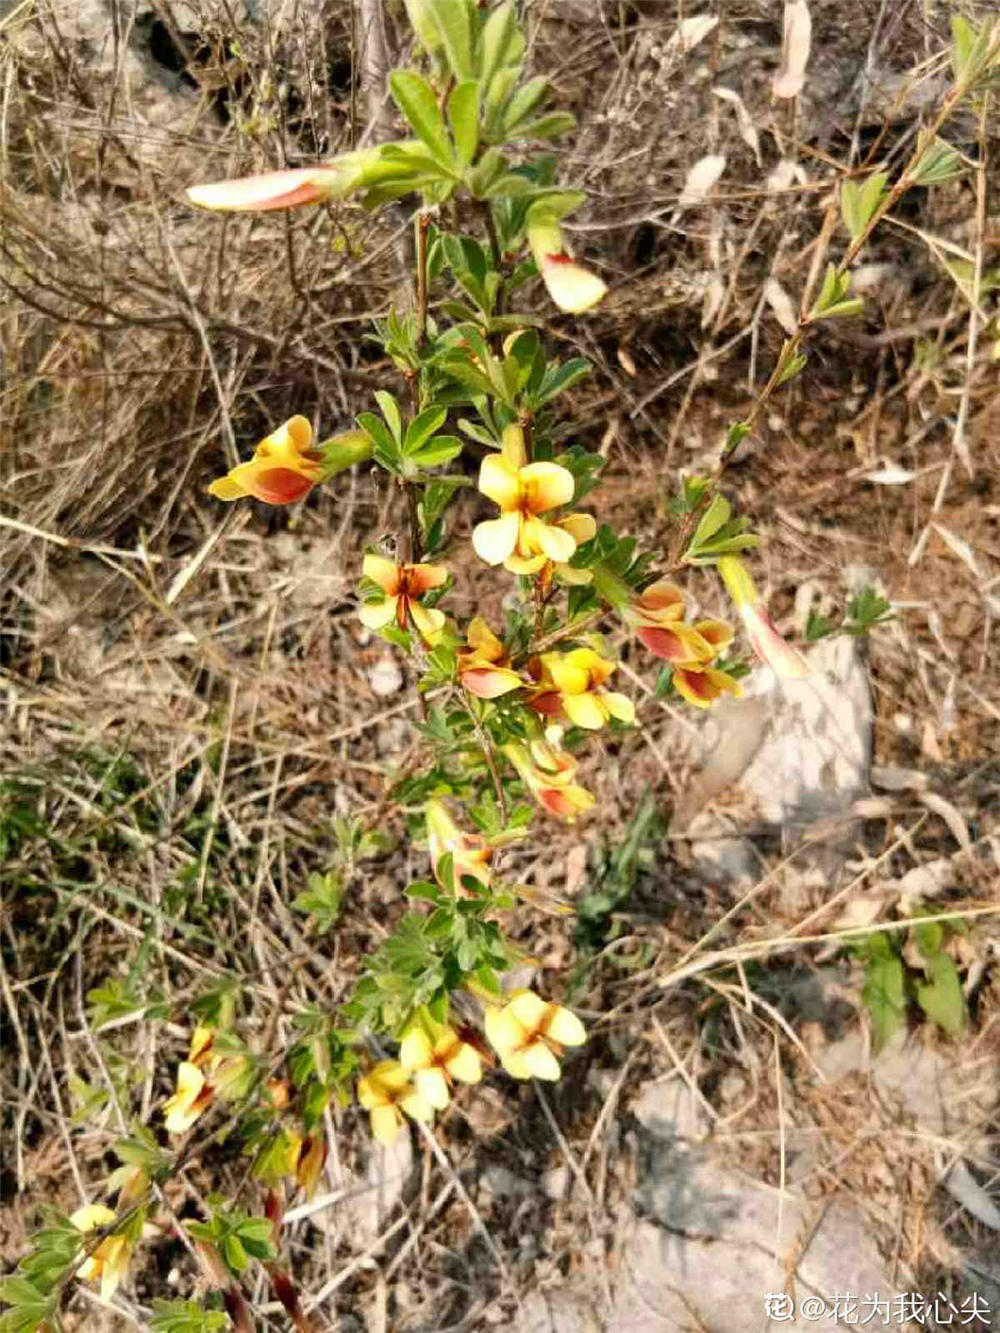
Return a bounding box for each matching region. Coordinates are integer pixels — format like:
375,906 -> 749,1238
551,512 -> 597,584
472,425 -> 580,574
426,799 -> 493,893
457,618 -> 523,699
70,1204 -> 131,1301
718,556 -> 809,679
399,1016 -> 483,1110
208,419 -> 371,507
504,738 -> 595,821
358,553 -> 448,643
526,213 -> 607,314
163,1061 -> 212,1135
357,1060 -> 435,1146
671,663 -> 743,709
535,647 -> 634,730
484,990 -> 586,1081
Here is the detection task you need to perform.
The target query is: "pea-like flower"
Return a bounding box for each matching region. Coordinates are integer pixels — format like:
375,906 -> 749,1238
457,618 -> 523,698
472,425 -> 581,575
527,212 -> 607,314
70,1204 -> 131,1301
186,143 -> 431,213
504,738 -> 595,821
718,556 -> 809,679
533,647 -> 635,730
208,418 -> 371,506
671,664 -> 743,709
484,989 -> 586,1081
399,1017 -> 483,1110
357,1060 -> 435,1146
358,553 -> 448,643
624,581 -> 720,664
426,799 -> 493,893
163,1061 -> 212,1135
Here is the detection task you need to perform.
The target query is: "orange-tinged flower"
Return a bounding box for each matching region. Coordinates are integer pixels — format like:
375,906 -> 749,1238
535,647 -> 634,730
484,989 -> 586,1081
504,738 -> 595,821
457,618 -> 523,698
358,553 -> 448,643
472,425 -> 580,575
163,1061 -> 212,1135
357,1060 -> 434,1146
70,1204 -> 131,1301
399,1017 -> 483,1110
717,556 -> 809,679
625,581 -> 717,664
426,799 -> 493,893
527,215 -> 607,314
209,416 -> 327,506
672,664 -> 743,709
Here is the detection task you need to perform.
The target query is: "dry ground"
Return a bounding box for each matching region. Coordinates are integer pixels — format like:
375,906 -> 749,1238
2,1 -> 999,1329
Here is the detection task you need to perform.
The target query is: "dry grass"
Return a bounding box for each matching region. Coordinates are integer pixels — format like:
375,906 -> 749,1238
2,0 -> 999,1329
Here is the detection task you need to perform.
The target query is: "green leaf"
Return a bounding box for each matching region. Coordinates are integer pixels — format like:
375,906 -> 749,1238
404,406 -> 448,455
501,76 -> 549,133
840,171 -> 888,240
723,421 -> 752,454
808,265 -> 863,321
691,494 -> 731,548
862,945 -> 905,1053
478,0 -> 520,92
467,146 -> 506,197
916,952 -> 964,1037
426,0 -> 474,79
409,436 -> 463,469
389,70 -> 453,169
292,871 -> 344,932
533,356 -> 591,407
513,112 -> 576,140
805,611 -> 835,642
374,390 -> 402,443
775,349 -> 808,386
357,411 -> 402,474
911,137 -> 964,186
150,1299 -> 230,1333
449,80 -> 480,168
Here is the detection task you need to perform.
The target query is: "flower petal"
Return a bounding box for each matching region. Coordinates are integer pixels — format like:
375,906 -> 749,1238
407,562 -> 448,594
445,1042 -> 482,1085
461,666 -> 523,698
478,454 -> 521,510
539,254 -> 607,313
362,554 -> 401,594
472,511 -> 520,565
186,167 -> 341,212
358,596 -> 399,630
208,474 -> 249,501
636,624 -> 712,663
544,653 -> 591,696
414,1066 -> 451,1111
484,1005 -> 524,1058
399,1028 -> 434,1073
561,691 -> 608,730
521,1041 -> 562,1080
409,602 -> 447,642
466,617 -> 504,661
399,1087 -> 435,1123
71,1204 -> 117,1233
520,462 -> 575,514
692,619 -> 735,656
543,1005 -> 587,1047
247,466 -> 315,506
370,1104 -> 402,1145
602,691 -> 635,724
637,581 -> 686,618
525,517 -> 577,563
504,550 -> 548,575
557,512 -> 597,544
507,990 -> 549,1032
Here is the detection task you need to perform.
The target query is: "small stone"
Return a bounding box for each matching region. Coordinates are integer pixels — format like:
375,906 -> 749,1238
368,654 -> 403,697
540,1165 -> 571,1201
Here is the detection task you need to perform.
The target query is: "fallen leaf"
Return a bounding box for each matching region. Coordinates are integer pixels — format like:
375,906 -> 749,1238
763,277 -> 798,334
932,522 -> 982,577
773,0 -> 812,99
678,154 -> 726,206
713,86 -> 762,165
918,791 -> 972,852
667,14 -> 719,56
863,465 -> 917,485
